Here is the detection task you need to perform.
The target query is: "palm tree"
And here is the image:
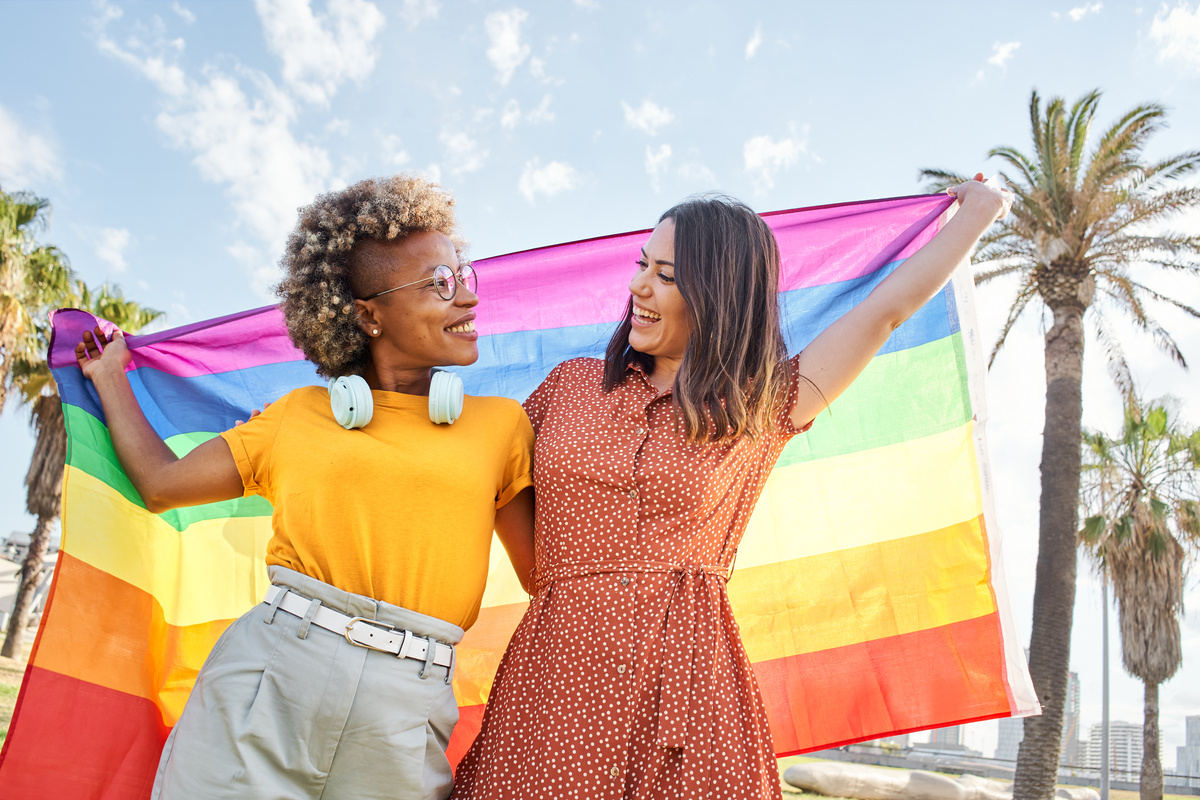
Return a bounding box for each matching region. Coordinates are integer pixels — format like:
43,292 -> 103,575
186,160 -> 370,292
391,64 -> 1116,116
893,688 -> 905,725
921,89 -> 1200,800
1,282 -> 163,658
1080,396 -> 1199,800
0,187 -> 73,411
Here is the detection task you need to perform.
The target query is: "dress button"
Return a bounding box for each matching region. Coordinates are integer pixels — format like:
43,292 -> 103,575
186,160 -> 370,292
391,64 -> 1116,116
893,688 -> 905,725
629,489 -> 638,499
617,664 -> 627,674
635,427 -> 646,436
610,766 -> 621,777
620,577 -> 630,586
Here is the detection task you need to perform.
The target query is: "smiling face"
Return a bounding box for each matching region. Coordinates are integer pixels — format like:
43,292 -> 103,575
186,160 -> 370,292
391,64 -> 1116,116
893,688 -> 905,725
627,217 -> 692,364
353,230 -> 479,370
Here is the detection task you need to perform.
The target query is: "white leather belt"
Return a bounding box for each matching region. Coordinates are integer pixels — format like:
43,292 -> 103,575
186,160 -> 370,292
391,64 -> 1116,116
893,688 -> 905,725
263,585 -> 454,668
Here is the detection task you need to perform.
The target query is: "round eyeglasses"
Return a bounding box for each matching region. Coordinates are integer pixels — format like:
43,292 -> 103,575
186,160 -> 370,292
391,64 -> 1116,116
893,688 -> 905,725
362,264 -> 477,302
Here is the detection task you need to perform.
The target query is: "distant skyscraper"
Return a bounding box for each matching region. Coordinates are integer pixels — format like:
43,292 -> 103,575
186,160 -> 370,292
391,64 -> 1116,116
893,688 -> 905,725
931,725 -> 962,747
1085,721 -> 1143,782
1178,716 -> 1200,777
996,716 -> 1023,762
992,670 -> 1079,765
1061,671 -> 1082,766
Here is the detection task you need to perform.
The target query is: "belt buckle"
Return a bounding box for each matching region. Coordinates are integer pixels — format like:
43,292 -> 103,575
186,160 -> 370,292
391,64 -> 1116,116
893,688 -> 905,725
344,616 -> 396,652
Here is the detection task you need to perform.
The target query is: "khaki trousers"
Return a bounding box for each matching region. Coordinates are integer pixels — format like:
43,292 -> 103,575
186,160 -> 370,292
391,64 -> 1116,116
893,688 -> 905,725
152,566 -> 464,800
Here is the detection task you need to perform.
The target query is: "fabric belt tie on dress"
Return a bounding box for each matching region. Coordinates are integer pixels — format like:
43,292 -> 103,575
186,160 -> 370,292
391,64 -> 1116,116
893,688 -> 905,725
531,559 -> 731,750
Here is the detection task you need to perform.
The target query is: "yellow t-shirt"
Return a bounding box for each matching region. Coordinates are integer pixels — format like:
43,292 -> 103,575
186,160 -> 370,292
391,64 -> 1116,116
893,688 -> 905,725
219,385 -> 534,630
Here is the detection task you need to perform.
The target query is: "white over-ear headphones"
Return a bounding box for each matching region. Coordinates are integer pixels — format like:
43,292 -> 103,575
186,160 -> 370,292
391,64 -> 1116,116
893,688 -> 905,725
329,370 -> 464,429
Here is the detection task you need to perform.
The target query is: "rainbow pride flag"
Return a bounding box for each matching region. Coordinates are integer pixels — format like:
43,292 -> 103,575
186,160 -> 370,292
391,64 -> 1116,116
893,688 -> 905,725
0,193 -> 1037,798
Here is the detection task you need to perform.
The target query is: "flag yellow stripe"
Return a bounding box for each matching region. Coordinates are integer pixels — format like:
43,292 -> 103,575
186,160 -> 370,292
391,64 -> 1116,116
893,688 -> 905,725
61,466 -> 271,627
730,515 -> 994,661
736,421 -> 982,570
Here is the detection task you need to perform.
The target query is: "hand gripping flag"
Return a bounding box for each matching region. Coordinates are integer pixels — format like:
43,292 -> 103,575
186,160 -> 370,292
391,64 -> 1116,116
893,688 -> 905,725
0,193 -> 1038,799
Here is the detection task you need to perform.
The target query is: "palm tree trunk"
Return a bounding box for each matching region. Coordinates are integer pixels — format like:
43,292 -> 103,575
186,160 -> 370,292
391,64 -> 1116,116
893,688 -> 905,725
1141,681 -> 1162,800
1,513 -> 54,658
2,394 -> 66,659
1014,302 -> 1086,800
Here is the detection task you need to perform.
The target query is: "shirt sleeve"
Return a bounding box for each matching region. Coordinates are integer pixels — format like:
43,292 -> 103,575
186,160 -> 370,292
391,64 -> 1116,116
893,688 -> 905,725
522,361 -> 566,437
218,391 -> 292,501
496,403 -> 535,509
779,353 -> 816,437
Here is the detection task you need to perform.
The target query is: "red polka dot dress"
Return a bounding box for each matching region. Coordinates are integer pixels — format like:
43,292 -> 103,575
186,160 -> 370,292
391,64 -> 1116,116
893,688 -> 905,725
452,358 -> 810,800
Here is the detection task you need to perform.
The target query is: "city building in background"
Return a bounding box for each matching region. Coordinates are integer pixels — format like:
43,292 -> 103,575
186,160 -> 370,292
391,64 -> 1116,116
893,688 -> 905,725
993,670 -> 1081,766
1179,716 -> 1200,778
1083,721 -> 1144,783
996,716 -> 1023,762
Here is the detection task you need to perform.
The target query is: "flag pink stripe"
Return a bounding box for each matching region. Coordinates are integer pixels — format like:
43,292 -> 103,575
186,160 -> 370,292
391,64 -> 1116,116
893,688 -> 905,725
48,194 -> 953,378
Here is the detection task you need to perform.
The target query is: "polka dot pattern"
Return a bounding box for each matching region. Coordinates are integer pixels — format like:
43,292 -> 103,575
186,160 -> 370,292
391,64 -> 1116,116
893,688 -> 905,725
452,358 -> 810,800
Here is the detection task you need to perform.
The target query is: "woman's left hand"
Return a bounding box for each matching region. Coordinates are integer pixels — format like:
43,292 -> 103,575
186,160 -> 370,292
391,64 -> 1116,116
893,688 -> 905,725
946,172 -> 1013,221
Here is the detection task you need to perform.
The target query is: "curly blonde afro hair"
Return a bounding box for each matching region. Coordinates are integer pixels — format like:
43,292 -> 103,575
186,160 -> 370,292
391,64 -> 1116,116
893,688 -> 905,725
276,174 -> 467,378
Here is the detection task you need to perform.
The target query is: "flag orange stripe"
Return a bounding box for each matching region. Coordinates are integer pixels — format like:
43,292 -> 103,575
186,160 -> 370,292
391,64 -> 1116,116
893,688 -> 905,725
30,553 -> 234,726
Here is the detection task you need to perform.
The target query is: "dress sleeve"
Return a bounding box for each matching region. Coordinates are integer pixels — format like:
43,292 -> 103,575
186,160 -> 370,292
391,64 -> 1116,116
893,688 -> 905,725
496,403 -> 535,509
217,391 -> 291,501
778,354 -> 816,437
522,361 -> 566,437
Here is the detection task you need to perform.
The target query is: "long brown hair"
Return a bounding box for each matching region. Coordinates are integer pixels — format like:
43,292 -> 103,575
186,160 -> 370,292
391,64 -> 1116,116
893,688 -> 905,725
603,194 -> 790,442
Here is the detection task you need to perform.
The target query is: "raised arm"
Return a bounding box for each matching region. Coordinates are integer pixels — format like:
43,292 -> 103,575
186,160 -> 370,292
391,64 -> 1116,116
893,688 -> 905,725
75,327 -> 245,513
790,176 -> 1009,428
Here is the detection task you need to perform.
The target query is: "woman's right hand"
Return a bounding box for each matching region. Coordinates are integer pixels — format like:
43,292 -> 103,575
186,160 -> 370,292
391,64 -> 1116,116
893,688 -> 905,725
75,327 -> 131,382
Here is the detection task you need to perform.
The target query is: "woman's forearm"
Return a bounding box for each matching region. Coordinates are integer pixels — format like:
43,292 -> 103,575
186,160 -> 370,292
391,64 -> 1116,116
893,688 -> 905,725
90,366 -> 185,511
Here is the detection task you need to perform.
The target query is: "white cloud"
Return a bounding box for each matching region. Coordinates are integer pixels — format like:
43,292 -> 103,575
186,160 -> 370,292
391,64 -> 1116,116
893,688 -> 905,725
645,144 -> 671,192
227,241 -> 276,300
622,99 -> 674,136
93,1 -> 333,294
0,104 -> 63,188
1068,2 -> 1103,20
421,163 -> 443,184
518,158 -> 580,203
678,160 -> 717,186
440,130 -> 487,174
485,8 -> 530,85
1150,3 -> 1200,72
745,24 -> 763,60
93,227 -> 132,273
499,95 -> 555,131
744,129 -> 808,193
989,40 -> 1021,68
529,56 -> 562,85
572,0 -> 599,9
500,99 -> 522,130
254,0 -> 387,107
527,94 -> 554,124
172,2 -> 196,24
398,0 -> 438,29
380,133 -> 410,166
325,117 -> 351,135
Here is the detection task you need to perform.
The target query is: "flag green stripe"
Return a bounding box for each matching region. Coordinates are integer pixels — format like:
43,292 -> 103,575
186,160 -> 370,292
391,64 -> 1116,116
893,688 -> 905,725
63,404 -> 272,532
779,333 -> 970,466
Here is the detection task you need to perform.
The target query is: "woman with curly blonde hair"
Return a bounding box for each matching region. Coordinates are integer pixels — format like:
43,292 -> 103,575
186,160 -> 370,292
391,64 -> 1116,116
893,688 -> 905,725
74,174 -> 536,800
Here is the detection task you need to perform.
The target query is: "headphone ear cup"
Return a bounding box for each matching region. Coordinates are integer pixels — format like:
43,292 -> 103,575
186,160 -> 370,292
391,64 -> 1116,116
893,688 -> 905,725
330,375 -> 374,429
428,370 -> 464,425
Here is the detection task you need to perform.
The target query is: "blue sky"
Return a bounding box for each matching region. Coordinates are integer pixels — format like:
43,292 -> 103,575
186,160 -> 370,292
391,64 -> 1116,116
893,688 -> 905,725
2,0 -> 1199,766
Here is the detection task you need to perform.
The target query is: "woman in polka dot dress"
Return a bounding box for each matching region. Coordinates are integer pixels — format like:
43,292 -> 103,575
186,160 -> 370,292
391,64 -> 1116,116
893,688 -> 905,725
452,177 -> 1009,800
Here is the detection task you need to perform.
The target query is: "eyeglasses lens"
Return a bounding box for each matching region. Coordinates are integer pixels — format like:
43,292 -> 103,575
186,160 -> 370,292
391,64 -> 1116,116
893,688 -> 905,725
433,265 -> 456,300
433,264 -> 477,300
